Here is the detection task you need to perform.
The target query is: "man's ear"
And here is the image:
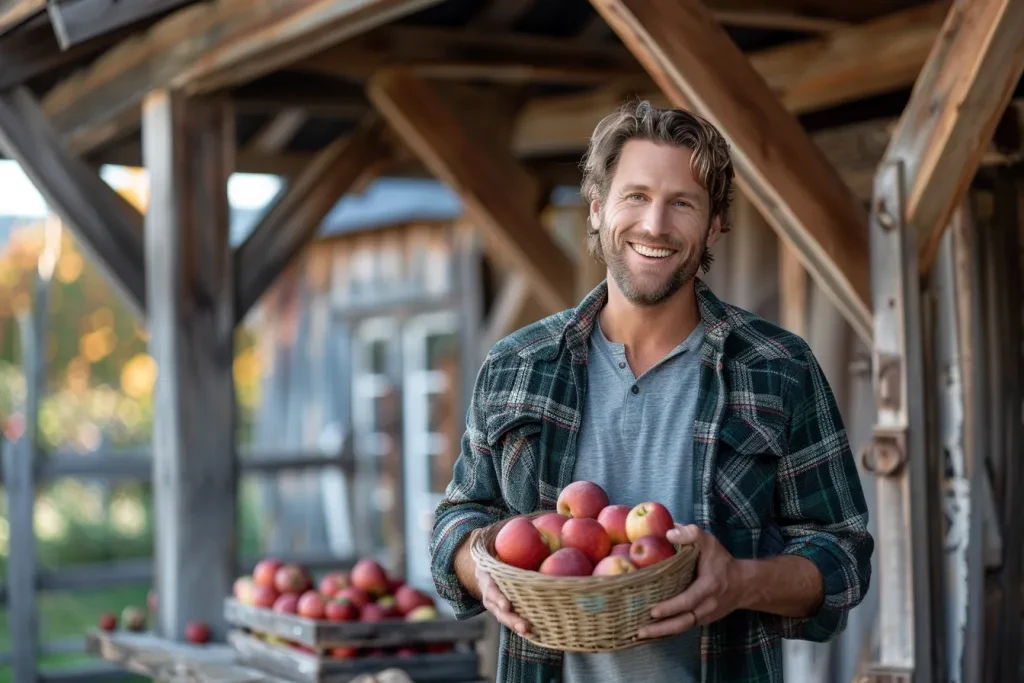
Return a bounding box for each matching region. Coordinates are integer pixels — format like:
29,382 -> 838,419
589,199 -> 601,229
706,214 -> 724,248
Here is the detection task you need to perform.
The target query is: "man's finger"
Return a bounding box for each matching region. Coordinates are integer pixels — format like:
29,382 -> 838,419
650,576 -> 714,619
667,523 -> 702,545
637,610 -> 697,639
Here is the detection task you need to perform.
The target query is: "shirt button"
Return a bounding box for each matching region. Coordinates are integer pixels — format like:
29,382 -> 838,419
631,385 -> 639,394
619,362 -> 626,369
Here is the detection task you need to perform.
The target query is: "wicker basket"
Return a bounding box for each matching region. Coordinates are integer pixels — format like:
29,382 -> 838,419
470,513 -> 699,652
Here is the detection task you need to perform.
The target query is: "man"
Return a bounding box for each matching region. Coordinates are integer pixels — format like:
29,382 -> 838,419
429,100 -> 874,683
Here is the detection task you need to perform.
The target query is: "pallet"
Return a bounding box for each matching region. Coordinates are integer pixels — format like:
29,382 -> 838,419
228,630 -> 483,683
223,598 -> 486,649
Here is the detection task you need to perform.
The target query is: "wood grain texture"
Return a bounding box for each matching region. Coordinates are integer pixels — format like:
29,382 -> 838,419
235,116 -> 389,321
368,69 -> 575,314
142,90 -> 238,642
590,0 -> 872,344
41,0 -> 443,155
879,0 -> 1024,275
0,87 -> 146,315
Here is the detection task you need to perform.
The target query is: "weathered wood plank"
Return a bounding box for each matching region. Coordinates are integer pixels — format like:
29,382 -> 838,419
0,87 -> 145,315
368,70 -> 575,314
590,0 -> 873,343
235,116 -> 389,322
779,244 -> 808,338
142,89 -> 237,642
41,0 -> 444,155
878,0 -> 1024,275
47,0 -> 195,49
85,631 -> 269,682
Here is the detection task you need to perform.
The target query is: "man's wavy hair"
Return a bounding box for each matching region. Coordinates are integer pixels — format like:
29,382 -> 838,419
579,100 -> 735,273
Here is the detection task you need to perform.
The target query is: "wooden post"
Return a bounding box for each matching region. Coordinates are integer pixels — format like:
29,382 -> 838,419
142,89 -> 237,641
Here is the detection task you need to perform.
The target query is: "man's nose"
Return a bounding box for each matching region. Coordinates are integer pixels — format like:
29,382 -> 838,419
640,203 -> 671,237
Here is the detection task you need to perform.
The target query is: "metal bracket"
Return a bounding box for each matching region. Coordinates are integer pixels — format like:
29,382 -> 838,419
861,425 -> 907,477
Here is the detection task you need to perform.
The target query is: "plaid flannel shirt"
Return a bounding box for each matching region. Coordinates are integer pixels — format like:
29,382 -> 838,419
430,279 -> 873,683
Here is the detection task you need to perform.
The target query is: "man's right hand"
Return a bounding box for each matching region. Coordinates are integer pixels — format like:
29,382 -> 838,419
476,561 -> 531,635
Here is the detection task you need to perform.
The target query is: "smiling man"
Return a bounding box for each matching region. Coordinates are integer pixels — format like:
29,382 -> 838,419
429,101 -> 874,683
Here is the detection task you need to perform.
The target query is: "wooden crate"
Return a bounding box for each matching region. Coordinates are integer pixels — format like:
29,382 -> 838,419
228,630 -> 483,683
223,598 -> 486,649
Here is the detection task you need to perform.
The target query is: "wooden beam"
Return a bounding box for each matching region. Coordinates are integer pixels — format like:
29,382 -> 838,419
235,116 -> 389,322
47,0 -> 195,49
471,0 -> 535,30
779,243 -> 808,338
590,0 -> 873,343
0,0 -> 44,35
0,87 -> 145,315
878,0 -> 1024,276
41,0 -> 443,155
142,89 -> 236,642
368,69 -> 575,314
479,272 -> 530,358
246,108 -> 307,155
516,1 -> 949,156
711,9 -> 850,33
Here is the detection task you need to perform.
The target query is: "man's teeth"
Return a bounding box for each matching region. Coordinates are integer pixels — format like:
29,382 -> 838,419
629,243 -> 674,258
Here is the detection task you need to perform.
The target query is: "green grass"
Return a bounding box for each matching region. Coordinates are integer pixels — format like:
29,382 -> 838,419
0,586 -> 151,683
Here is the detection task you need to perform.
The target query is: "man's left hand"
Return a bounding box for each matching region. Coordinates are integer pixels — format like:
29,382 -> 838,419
637,524 -> 745,639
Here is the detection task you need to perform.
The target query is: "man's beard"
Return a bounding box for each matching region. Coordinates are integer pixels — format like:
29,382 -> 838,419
598,217 -> 708,307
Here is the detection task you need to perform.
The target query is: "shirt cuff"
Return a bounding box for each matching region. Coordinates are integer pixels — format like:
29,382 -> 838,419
772,539 -> 857,642
430,512 -> 494,620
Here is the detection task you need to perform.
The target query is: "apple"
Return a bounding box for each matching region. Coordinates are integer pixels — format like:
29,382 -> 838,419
318,572 -> 349,599
629,534 -> 677,568
376,595 -> 397,609
538,548 -> 594,576
396,646 -> 420,657
253,559 -> 283,589
387,577 -> 405,594
297,590 -> 326,619
274,563 -> 311,595
532,512 -> 569,552
336,586 -> 371,608
350,559 -> 390,597
272,593 -> 300,614
610,543 -> 632,558
406,605 -> 439,622
98,612 -> 117,632
122,606 -> 146,632
592,555 -> 637,576
359,602 -> 390,622
427,642 -> 454,653
596,504 -> 632,544
556,481 -> 609,519
331,646 -> 358,659
395,585 -> 434,615
325,599 -> 360,622
495,516 -> 550,570
185,622 -> 210,644
560,517 -> 611,565
252,584 -> 279,609
364,648 -> 387,657
625,502 -> 675,542
233,576 -> 255,604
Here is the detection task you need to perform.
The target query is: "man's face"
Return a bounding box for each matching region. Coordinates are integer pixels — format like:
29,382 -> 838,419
591,139 -> 722,307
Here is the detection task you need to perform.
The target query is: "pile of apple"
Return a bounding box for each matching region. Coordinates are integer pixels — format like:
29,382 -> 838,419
494,481 -> 678,576
96,592 -> 211,644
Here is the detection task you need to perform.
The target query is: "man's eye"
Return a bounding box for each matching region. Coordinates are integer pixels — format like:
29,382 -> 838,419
627,193 -> 645,201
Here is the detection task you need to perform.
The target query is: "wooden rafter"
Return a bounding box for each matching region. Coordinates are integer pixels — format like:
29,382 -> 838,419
0,0 -> 44,35
0,87 -> 145,315
47,0 -> 196,49
590,0 -> 872,343
879,0 -> 1024,275
368,69 -> 575,314
40,0 -> 444,155
471,0 -> 535,30
235,117 -> 389,322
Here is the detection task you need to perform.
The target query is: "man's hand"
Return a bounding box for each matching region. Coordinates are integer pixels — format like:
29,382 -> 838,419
476,562 -> 531,636
637,524 -> 744,639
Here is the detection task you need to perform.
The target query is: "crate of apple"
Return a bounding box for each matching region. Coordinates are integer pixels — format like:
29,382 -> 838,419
470,480 -> 699,652
225,558 -> 484,652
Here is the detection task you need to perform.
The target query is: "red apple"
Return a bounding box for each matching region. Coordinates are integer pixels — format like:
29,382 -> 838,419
350,560 -> 390,597
252,584 -> 279,609
297,590 -> 327,619
406,605 -> 439,622
592,555 -> 637,576
325,599 -> 360,622
396,646 -> 420,657
233,576 -> 255,604
331,646 -> 358,659
596,504 -> 632,544
495,516 -> 550,570
98,612 -> 117,632
185,622 -> 210,644
318,572 -> 349,599
556,481 -> 609,519
625,502 -> 675,542
395,585 -> 434,615
274,563 -> 311,595
272,593 -> 300,614
538,547 -> 594,576
336,587 -> 371,608
560,517 -> 611,565
253,559 -> 283,589
122,606 -> 146,632
629,534 -> 677,568
427,643 -> 454,653
364,648 -> 387,657
610,543 -> 632,558
360,603 -> 390,622
532,512 -> 569,552
387,577 -> 405,594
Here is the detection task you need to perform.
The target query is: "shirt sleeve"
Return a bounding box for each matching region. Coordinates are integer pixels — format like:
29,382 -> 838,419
771,349 -> 874,642
429,358 -> 509,620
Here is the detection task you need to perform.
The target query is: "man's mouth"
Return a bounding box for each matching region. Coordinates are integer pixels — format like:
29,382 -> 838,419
628,242 -> 675,259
